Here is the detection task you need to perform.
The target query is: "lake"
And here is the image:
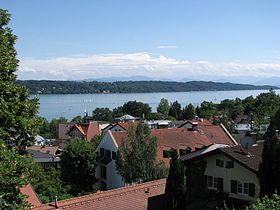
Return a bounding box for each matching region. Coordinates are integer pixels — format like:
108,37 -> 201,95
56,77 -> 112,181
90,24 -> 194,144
33,89 -> 280,121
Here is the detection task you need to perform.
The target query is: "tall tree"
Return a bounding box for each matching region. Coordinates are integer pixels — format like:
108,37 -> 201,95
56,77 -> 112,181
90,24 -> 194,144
169,101 -> 182,120
182,103 -> 196,120
0,9 -> 39,150
60,140 -> 96,195
157,98 -> 170,118
49,117 -> 67,139
116,122 -> 167,183
165,149 -> 186,210
122,100 -> 152,119
92,107 -> 113,122
258,108 -> 280,197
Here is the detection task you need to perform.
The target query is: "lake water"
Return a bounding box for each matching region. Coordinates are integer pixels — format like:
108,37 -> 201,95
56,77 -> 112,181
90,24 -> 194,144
33,89 -> 280,121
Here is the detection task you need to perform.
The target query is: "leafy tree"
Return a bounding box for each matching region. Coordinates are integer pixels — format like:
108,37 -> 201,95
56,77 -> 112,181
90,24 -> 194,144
60,140 -> 96,195
0,9 -> 39,150
30,166 -> 72,204
71,115 -> 82,123
37,117 -> 51,139
196,101 -> 217,120
116,122 -> 167,183
92,107 -> 113,122
122,100 -> 152,119
182,103 -> 196,120
112,106 -> 124,118
258,108 -> 280,197
157,98 -> 170,118
165,149 -> 186,210
243,95 -> 255,115
245,195 -> 280,210
169,101 -> 182,120
0,141 -> 36,209
49,117 -> 67,138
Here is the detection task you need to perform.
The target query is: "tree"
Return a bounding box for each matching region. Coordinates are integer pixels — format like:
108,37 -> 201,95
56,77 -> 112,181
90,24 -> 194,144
258,108 -> 280,197
169,101 -> 182,120
157,98 -> 170,118
37,117 -> 51,139
92,107 -> 113,122
0,140 -> 36,209
245,195 -> 280,210
196,101 -> 217,120
60,140 -> 96,195
122,101 -> 152,119
0,9 -> 39,150
182,103 -> 196,120
30,167 -> 72,204
71,115 -> 82,123
49,117 -> 67,139
116,122 -> 167,184
165,149 -> 186,210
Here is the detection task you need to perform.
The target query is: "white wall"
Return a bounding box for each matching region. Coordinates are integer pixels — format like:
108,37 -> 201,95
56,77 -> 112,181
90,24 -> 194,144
204,153 -> 259,201
95,131 -> 125,190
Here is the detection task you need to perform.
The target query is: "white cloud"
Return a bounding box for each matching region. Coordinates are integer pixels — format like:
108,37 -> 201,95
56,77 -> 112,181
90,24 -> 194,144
18,52 -> 280,82
156,45 -> 178,49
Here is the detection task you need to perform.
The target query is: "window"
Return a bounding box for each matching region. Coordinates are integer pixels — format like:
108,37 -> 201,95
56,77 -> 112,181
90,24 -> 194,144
163,150 -> 171,158
100,148 -> 105,156
105,149 -> 111,159
231,180 -> 255,197
225,160 -> 234,168
112,151 -> 117,160
101,165 -> 107,180
206,176 -> 223,191
216,159 -> 224,167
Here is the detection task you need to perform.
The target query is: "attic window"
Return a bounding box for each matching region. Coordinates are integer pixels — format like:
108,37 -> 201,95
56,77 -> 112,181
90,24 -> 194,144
100,148 -> 105,157
216,159 -> 224,167
179,146 -> 191,156
163,150 -> 171,158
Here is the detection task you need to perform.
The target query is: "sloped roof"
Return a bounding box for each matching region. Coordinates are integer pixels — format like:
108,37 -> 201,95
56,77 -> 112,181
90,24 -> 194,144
33,179 -> 166,210
20,184 -> 41,207
27,145 -> 60,156
111,125 -> 237,166
86,121 -> 101,141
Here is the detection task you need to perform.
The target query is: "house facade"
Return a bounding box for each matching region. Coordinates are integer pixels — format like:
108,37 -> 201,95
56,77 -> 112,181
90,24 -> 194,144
181,143 -> 263,202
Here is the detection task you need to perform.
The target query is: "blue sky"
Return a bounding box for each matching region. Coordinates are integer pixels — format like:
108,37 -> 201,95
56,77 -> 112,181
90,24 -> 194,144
1,0 -> 280,83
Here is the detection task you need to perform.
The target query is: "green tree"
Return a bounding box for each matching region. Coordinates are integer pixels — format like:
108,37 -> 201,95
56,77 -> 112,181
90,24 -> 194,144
182,103 -> 196,120
37,117 -> 51,139
30,166 -> 72,204
71,115 -> 82,123
92,107 -> 113,122
49,117 -> 67,139
116,122 -> 167,183
165,149 -> 186,210
60,140 -> 96,195
0,9 -> 39,150
0,141 -> 36,209
157,98 -> 170,118
258,108 -> 280,197
169,101 -> 182,120
122,100 -> 152,119
196,101 -> 217,120
245,195 -> 280,210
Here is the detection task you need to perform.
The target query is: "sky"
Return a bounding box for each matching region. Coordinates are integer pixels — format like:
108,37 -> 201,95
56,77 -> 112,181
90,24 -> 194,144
1,0 -> 280,84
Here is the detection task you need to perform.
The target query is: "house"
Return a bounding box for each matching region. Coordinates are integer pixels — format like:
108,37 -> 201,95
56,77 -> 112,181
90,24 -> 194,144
145,120 -> 172,129
114,114 -> 139,123
32,179 -> 166,210
180,142 -> 263,202
27,145 -> 61,170
58,122 -> 75,140
20,183 -> 42,207
95,123 -> 237,190
67,121 -> 109,141
103,121 -> 139,132
234,115 -> 252,134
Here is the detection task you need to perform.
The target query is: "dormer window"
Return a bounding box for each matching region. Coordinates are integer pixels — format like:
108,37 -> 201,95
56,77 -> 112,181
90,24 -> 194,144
216,159 -> 224,167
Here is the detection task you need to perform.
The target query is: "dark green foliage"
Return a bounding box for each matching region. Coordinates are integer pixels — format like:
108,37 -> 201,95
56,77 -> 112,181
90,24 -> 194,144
71,115 -> 82,123
245,195 -> 280,210
0,9 -> 39,150
16,80 -> 277,94
169,101 -> 182,120
258,108 -> 280,197
30,167 -> 72,204
0,141 -> 36,209
92,107 -> 113,122
49,117 -> 67,138
122,100 -> 152,119
196,101 -> 217,120
60,140 -> 96,195
165,149 -> 186,210
37,117 -> 51,139
116,122 -> 167,184
182,103 -> 196,120
157,98 -> 170,118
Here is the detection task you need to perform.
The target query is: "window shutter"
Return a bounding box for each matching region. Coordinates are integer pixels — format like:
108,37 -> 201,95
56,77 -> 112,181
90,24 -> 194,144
217,178 -> 223,191
231,180 -> 237,194
249,183 -> 255,197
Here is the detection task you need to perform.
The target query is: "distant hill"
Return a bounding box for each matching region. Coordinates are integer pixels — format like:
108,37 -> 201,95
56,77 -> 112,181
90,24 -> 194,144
254,77 -> 280,87
16,80 -> 278,94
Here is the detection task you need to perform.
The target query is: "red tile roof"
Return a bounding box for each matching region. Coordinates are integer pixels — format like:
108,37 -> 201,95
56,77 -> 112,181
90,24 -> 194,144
20,184 -> 41,207
86,121 -> 101,141
111,125 -> 237,166
33,179 -> 166,210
